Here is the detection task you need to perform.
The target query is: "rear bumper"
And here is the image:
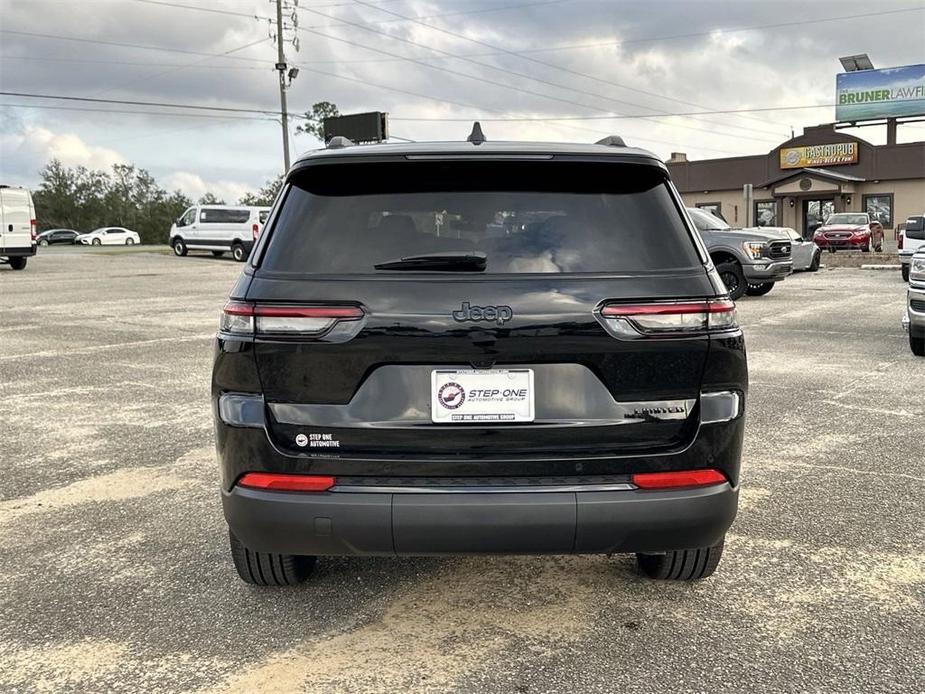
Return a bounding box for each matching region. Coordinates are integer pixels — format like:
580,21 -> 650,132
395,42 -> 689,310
1,245 -> 36,258
223,482 -> 738,556
742,259 -> 791,282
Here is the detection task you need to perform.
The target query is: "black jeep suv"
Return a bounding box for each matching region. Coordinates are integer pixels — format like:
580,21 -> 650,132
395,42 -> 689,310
212,132 -> 747,585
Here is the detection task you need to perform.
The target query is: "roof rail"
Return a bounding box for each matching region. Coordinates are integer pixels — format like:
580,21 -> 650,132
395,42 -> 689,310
326,136 -> 354,149
595,135 -> 626,147
467,122 -> 486,145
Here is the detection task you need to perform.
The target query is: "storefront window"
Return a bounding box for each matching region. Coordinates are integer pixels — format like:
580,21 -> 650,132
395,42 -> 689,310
696,202 -> 724,221
754,201 -> 778,227
863,194 -> 893,228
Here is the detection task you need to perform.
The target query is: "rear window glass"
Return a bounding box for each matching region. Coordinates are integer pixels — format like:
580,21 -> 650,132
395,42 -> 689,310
260,161 -> 700,274
906,217 -> 924,239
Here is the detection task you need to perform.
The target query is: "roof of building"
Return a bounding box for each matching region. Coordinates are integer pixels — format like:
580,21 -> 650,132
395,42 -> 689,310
761,167 -> 867,187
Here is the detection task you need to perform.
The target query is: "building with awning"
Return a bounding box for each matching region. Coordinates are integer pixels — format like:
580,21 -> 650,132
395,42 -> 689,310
667,123 -> 924,239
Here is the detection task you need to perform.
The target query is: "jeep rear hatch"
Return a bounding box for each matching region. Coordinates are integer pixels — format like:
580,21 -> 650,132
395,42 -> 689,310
245,159 -> 724,461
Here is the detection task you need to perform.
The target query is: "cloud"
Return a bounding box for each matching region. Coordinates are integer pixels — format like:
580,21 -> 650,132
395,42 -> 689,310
0,126 -> 125,183
161,171 -> 251,204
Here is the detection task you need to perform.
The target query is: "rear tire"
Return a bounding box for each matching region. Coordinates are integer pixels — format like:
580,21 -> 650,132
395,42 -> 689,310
902,266 -> 910,282
231,242 -> 247,262
911,328 -> 925,357
716,260 -> 746,300
211,250 -> 225,257
746,282 -> 775,297
172,238 -> 188,257
9,257 -> 27,270
636,540 -> 724,581
229,530 -> 315,586
126,238 -> 135,245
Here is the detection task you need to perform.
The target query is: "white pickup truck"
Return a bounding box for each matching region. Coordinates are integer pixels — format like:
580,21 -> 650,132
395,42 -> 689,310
899,215 -> 925,282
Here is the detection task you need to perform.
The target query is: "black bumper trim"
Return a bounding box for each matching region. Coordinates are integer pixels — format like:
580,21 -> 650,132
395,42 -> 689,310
222,483 -> 737,556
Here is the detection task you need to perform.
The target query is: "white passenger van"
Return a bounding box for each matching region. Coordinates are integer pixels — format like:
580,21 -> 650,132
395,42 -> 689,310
169,205 -> 272,262
0,185 -> 37,271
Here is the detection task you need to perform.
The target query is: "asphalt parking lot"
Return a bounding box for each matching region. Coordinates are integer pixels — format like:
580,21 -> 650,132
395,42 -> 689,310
1,248 -> 923,693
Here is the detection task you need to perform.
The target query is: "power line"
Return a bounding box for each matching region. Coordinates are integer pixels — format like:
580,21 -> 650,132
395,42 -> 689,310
303,0 -> 568,30
92,37 -> 271,98
510,5 -> 925,56
0,55 -> 269,70
390,104 -> 838,122
350,0 -> 788,137
0,30 -> 274,64
0,91 -> 286,117
126,0 -> 273,21
296,9 -> 782,144
0,102 -> 279,121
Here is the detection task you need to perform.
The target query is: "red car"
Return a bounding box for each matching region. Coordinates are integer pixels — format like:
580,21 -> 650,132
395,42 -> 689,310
813,213 -> 872,252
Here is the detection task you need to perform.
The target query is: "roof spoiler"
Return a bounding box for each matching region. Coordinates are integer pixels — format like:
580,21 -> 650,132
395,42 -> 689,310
595,135 -> 626,147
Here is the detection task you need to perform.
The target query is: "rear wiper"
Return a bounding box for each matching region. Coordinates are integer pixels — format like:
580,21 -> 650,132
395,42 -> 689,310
374,251 -> 487,271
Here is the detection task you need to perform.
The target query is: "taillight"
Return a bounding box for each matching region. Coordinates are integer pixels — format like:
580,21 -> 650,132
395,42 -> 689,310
252,223 -> 259,240
220,302 -> 364,336
631,469 -> 726,490
30,219 -> 37,240
898,233 -> 904,250
238,472 -> 335,492
599,299 -> 736,338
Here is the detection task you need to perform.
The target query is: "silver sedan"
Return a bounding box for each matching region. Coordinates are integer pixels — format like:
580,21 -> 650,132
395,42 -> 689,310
761,227 -> 820,272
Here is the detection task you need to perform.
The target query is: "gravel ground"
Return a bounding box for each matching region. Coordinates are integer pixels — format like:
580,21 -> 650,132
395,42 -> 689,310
1,249 -> 922,693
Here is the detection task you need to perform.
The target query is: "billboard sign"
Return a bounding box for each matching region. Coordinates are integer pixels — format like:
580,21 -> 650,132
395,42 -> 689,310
835,64 -> 925,122
780,142 -> 858,169
323,112 -> 389,144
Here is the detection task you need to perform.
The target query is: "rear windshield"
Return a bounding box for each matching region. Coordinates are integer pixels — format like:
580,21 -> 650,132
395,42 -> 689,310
260,161 -> 701,274
905,217 -> 924,239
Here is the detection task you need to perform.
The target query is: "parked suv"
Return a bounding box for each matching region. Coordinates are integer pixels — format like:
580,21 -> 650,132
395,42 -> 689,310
686,207 -> 792,299
213,133 -> 747,585
899,215 -> 925,282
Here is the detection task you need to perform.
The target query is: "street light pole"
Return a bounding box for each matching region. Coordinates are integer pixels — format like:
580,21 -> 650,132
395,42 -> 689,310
274,0 -> 291,171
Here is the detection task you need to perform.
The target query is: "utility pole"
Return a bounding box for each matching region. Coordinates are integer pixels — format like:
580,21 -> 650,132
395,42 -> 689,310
274,0 -> 290,171
270,0 -> 299,171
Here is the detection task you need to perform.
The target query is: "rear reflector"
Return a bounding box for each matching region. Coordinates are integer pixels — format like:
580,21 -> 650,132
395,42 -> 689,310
237,472 -> 335,492
631,469 -> 727,490
220,302 -> 364,336
600,299 -> 736,338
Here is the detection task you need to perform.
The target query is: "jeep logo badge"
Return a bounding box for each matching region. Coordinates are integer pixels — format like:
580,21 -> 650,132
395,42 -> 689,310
452,301 -> 513,326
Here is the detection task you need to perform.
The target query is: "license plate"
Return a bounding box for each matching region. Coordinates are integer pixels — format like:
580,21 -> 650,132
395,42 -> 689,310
431,369 -> 534,423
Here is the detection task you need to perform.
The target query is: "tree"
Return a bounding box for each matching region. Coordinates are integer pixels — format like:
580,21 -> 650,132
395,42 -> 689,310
294,101 -> 339,141
198,192 -> 225,205
32,159 -> 191,245
238,175 -> 283,207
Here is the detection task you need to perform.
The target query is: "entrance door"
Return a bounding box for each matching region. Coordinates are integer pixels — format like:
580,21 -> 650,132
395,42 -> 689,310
802,199 -> 834,239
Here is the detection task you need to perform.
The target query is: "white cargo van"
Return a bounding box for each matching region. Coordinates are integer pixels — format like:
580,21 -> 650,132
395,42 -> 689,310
0,185 -> 37,271
168,205 -> 271,262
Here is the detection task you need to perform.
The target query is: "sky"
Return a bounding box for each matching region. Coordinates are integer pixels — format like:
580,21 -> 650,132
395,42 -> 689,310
1,0 -> 924,202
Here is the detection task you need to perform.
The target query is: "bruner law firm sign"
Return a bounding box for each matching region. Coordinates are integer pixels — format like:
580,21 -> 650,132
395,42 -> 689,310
780,142 -> 858,169
836,63 -> 925,122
